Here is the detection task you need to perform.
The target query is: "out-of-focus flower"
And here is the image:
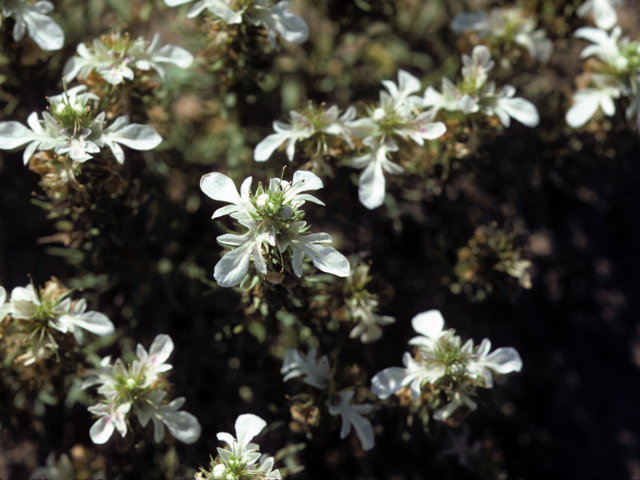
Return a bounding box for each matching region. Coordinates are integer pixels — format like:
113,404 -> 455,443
451,7 -> 553,62
63,32 -> 193,85
164,0 -> 307,45
566,25 -> 640,132
424,46 -> 539,128
577,0 -> 623,30
0,0 -> 64,50
281,347 -> 331,389
327,390 -> 375,451
348,297 -> 395,343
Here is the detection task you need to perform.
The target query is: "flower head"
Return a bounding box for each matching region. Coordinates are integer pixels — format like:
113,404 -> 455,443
327,390 -> 374,451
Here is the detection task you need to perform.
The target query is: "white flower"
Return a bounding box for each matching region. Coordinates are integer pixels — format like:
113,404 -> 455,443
482,84 -> 540,127
276,221 -> 350,277
423,78 -> 479,116
55,127 -> 100,163
50,298 -> 114,344
246,0 -> 309,46
577,0 -> 622,30
165,0 -> 244,23
84,334 -> 200,445
270,169 -> 325,209
371,351 -> 435,402
566,83 -> 620,128
575,26 -> 627,70
9,283 -> 41,318
164,0 -> 307,45
1,0 -> 64,51
254,106 -> 356,162
451,8 -> 552,62
465,338 -> 523,388
327,390 -> 374,451
254,111 -> 315,162
215,219 -> 275,287
0,87 -> 162,165
132,334 -> 175,388
461,45 -> 494,91
348,297 -> 395,344
281,347 -> 331,389
135,391 -> 202,444
349,136 -> 402,210
217,414 -> 267,467
88,402 -> 132,444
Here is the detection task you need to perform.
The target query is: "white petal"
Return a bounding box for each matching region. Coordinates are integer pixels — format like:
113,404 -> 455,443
254,133 -> 288,162
214,243 -> 252,287
371,366 -> 409,399
358,159 -> 386,210
410,310 -> 445,339
0,121 -> 37,149
90,416 -> 115,444
497,97 -> 539,127
484,347 -> 523,374
235,414 -> 266,447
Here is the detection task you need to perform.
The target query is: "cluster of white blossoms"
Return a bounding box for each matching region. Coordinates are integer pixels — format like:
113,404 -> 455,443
0,0 -> 64,51
0,282 -> 114,366
200,169 -> 350,287
371,310 -> 522,421
81,334 -> 201,445
451,7 -> 553,63
281,347 -> 375,450
256,71 -> 447,210
0,85 -> 162,165
577,0 -> 623,30
423,45 -> 540,130
566,25 -> 640,132
164,0 -> 308,46
197,414 -> 281,480
255,58 -> 540,210
63,32 -> 194,85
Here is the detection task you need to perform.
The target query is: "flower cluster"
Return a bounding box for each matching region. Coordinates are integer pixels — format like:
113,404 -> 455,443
371,310 -> 522,421
577,0 -> 622,30
0,0 -> 64,51
566,25 -> 640,132
281,348 -> 375,450
81,334 -> 201,445
423,45 -> 540,130
254,70 -> 447,209
63,32 -> 194,85
197,414 -> 281,480
451,7 -> 553,62
200,169 -> 350,287
164,0 -> 308,46
1,279 -> 114,365
0,85 -> 162,165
